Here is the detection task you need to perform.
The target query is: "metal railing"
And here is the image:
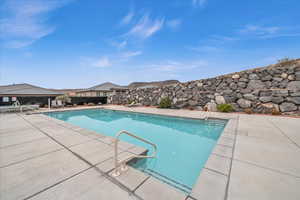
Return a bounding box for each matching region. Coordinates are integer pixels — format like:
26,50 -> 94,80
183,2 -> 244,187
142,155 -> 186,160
111,130 -> 157,177
203,105 -> 210,120
204,109 -> 209,120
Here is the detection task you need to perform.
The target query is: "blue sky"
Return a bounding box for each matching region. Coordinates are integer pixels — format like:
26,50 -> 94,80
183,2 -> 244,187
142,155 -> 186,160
1,0 -> 300,88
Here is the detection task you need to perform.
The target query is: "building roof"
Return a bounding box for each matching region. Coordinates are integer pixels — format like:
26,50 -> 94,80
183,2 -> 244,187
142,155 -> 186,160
0,83 -> 64,96
81,82 -> 126,92
50,88 -> 84,94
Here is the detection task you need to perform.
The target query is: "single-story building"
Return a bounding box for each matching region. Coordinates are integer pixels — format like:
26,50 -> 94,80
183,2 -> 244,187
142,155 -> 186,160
50,89 -> 83,97
0,83 -> 63,107
75,82 -> 127,99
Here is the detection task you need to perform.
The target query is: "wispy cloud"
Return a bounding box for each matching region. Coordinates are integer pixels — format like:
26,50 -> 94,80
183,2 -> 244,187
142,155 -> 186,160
111,40 -> 127,49
238,24 -> 300,39
150,60 -> 208,72
4,40 -> 36,49
91,57 -> 112,68
189,24 -> 300,53
188,35 -> 237,53
120,10 -> 134,25
189,45 -> 222,53
192,0 -> 207,7
260,33 -> 300,39
239,25 -> 280,36
0,0 -> 72,48
82,50 -> 142,68
167,19 -> 182,30
120,51 -> 142,59
208,35 -> 238,43
126,14 -> 164,39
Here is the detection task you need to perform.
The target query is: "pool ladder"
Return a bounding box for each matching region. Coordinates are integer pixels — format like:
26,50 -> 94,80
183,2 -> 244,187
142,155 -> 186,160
111,130 -> 157,177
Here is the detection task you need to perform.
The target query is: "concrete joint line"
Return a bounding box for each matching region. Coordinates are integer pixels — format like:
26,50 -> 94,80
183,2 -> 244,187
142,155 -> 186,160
233,158 -> 300,179
17,114 -> 142,200
203,167 -> 228,177
224,116 -> 239,200
0,148 -> 64,169
132,176 -> 151,193
268,119 -> 300,149
0,137 -> 48,149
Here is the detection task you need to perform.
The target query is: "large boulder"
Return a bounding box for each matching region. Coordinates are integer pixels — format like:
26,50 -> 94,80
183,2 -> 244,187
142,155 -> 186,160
259,96 -> 272,103
255,103 -> 279,114
286,97 -> 300,105
243,94 -> 256,101
239,78 -> 248,82
261,75 -> 272,81
172,97 -> 178,104
237,82 -> 247,88
271,96 -> 284,104
205,102 -> 217,112
272,90 -> 289,97
279,102 -> 297,112
260,90 -> 272,97
249,74 -> 260,80
232,74 -> 240,79
237,98 -> 251,108
287,81 -> 300,90
188,100 -> 198,106
290,90 -> 300,97
296,71 -> 300,81
215,95 -> 226,104
229,82 -> 238,90
247,80 -> 265,90
288,75 -> 295,81
273,77 -> 283,82
281,73 -> 288,79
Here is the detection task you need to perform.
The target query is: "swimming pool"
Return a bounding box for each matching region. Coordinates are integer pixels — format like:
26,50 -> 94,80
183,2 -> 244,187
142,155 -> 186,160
46,109 -> 226,193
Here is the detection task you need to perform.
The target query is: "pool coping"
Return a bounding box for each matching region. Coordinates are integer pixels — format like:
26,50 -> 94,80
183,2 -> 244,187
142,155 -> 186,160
37,106 -> 238,199
101,106 -> 238,200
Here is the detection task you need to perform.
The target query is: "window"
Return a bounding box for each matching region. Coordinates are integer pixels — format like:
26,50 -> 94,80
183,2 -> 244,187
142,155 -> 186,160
3,97 -> 9,102
12,97 -> 17,101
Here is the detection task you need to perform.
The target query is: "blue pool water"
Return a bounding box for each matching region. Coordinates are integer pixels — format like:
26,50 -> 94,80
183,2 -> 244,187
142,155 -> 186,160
46,109 -> 226,193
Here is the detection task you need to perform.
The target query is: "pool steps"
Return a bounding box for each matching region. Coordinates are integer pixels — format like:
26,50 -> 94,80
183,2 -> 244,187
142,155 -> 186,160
111,130 -> 157,177
110,130 -> 192,193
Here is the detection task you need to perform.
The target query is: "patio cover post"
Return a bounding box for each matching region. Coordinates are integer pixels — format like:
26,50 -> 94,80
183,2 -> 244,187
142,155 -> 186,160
48,98 -> 51,110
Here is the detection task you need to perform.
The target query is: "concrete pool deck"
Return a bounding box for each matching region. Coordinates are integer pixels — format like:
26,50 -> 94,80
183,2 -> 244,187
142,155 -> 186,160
1,105 -> 300,200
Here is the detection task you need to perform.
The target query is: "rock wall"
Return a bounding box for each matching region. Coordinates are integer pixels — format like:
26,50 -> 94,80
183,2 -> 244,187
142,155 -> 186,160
108,59 -> 300,115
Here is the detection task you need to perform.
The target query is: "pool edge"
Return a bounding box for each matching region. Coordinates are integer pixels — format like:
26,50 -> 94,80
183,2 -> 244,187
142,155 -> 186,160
38,106 -> 238,198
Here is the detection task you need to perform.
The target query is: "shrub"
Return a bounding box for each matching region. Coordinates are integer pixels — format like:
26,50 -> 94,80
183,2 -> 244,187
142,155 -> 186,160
244,108 -> 253,114
217,104 -> 234,112
158,97 -> 172,108
128,99 -> 135,104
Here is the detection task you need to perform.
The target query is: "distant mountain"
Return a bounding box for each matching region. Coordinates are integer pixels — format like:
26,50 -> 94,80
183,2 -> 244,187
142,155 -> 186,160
128,80 -> 180,89
48,80 -> 180,93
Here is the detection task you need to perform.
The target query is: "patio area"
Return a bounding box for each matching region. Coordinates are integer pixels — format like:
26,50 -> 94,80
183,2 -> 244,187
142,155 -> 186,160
0,105 -> 300,200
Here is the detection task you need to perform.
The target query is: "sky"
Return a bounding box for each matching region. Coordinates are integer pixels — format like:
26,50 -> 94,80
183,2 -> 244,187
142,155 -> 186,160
0,0 -> 300,89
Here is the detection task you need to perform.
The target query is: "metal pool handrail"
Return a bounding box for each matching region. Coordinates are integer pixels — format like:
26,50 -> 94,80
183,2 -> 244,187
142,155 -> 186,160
111,130 -> 157,177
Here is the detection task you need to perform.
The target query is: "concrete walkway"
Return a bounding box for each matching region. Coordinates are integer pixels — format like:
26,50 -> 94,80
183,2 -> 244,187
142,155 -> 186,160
0,106 -> 300,200
0,113 -> 147,200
